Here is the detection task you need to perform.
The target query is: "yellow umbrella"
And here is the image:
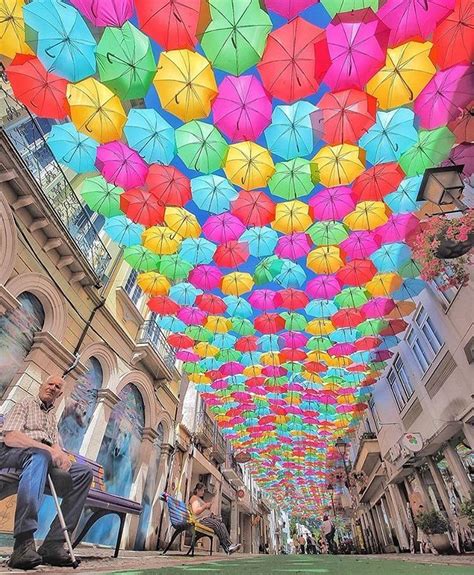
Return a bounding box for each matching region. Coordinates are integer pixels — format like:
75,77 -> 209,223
142,226 -> 182,255
194,341 -> 220,357
326,356 -> 351,368
136,272 -> 170,295
205,315 -> 232,333
307,246 -> 344,274
313,144 -> 365,187
164,206 -> 201,238
67,78 -> 126,143
367,42 -> 436,110
302,371 -> 323,384
154,49 -> 217,122
0,0 -> 32,59
221,272 -> 254,296
343,201 -> 389,231
224,141 -> 275,190
307,350 -> 331,363
188,373 -> 211,384
272,200 -> 313,233
244,365 -> 262,377
260,352 -> 280,366
306,319 -> 335,336
365,272 -> 403,296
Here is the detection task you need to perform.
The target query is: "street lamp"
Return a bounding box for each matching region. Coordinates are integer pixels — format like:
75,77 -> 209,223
335,439 -> 350,489
416,165 -> 467,212
326,483 -> 336,517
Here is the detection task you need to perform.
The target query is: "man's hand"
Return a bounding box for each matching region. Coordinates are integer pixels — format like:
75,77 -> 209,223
50,446 -> 71,471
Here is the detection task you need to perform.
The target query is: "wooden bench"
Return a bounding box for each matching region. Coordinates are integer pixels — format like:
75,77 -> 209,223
0,451 -> 142,557
160,492 -> 214,557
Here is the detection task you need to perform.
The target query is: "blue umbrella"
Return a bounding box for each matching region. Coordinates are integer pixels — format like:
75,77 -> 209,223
370,243 -> 412,272
359,108 -> 418,165
378,335 -> 400,350
169,282 -> 202,305
158,315 -> 187,332
330,328 -> 360,343
258,334 -> 279,352
24,0 -> 96,82
179,237 -> 216,265
199,358 -> 222,371
191,175 -> 238,214
240,226 -> 278,258
305,299 -> 338,318
275,260 -> 306,288
104,215 -> 143,247
47,122 -> 98,173
124,109 -> 175,165
392,278 -> 425,300
350,351 -> 371,364
385,176 -> 424,214
213,333 -> 237,349
223,296 -> 253,319
240,351 -> 262,367
265,101 -> 315,160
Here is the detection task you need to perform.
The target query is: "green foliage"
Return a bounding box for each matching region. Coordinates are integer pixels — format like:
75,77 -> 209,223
415,509 -> 449,535
460,492 -> 474,528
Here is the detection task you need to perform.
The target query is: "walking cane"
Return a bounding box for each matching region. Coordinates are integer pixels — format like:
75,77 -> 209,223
47,474 -> 79,569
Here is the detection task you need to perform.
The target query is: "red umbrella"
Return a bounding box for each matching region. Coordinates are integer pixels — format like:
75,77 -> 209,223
146,164 -> 191,207
431,0 -> 474,69
448,101 -> 474,144
279,348 -> 307,362
319,89 -> 377,145
257,17 -> 324,103
167,333 -> 194,348
195,293 -> 227,314
135,0 -> 201,50
304,361 -> 326,373
380,319 -> 408,336
7,55 -> 69,119
332,308 -> 366,329
354,336 -> 381,351
353,163 -> 405,202
213,240 -> 249,268
231,190 -> 276,227
120,188 -> 165,226
337,259 -> 377,287
274,289 -> 309,310
235,336 -> 259,352
254,313 -> 285,334
148,295 -> 180,315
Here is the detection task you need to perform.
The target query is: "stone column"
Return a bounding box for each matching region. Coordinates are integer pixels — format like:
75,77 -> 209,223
426,456 -> 455,520
387,483 -> 410,550
443,443 -> 472,500
385,485 -> 409,550
148,443 -> 174,550
79,388 -> 120,459
413,468 -> 433,508
230,499 -> 239,543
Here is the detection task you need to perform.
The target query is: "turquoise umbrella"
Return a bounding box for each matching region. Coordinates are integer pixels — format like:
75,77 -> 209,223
275,260 -> 306,288
392,278 -> 425,300
48,122 -> 98,173
305,299 -> 339,318
104,215 -> 144,247
158,315 -> 186,332
223,296 -> 253,319
213,333 -> 237,349
124,109 -> 175,165
191,175 -> 238,214
385,176 -> 424,213
258,334 -> 279,352
370,243 -> 412,272
240,226 -> 278,258
179,237 -> 216,265
169,282 -> 202,306
265,101 -> 316,160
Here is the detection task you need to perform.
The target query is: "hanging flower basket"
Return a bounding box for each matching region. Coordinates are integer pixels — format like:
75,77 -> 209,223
412,210 -> 474,290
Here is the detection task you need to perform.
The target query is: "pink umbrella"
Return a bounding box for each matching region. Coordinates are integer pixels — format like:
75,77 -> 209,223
262,366 -> 287,377
329,342 -> 356,356
305,275 -> 342,299
188,265 -> 223,290
317,9 -> 390,91
211,379 -> 228,390
95,141 -> 148,190
202,213 -> 246,243
372,350 -> 393,362
275,232 -> 312,259
177,306 -> 207,325
414,64 -> 473,130
340,231 -> 380,259
336,404 -> 356,414
279,331 -> 308,348
70,0 -> 133,26
220,362 -> 244,376
264,0 -> 317,19
378,0 -> 455,47
212,75 -> 272,142
310,186 -> 356,220
176,350 -> 200,361
249,289 -> 277,311
376,213 -> 421,243
362,297 -> 396,318
443,143 -> 474,181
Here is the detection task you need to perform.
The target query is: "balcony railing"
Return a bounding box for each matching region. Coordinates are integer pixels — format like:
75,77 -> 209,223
1,92 -> 111,281
137,320 -> 177,372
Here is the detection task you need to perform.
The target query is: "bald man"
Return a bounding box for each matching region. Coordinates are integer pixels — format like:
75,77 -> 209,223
0,376 -> 92,569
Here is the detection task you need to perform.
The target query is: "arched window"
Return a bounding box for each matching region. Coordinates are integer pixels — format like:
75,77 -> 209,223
0,292 -> 45,398
58,357 -> 103,452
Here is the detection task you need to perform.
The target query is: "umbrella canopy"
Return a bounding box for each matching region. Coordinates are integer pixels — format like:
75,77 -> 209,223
352,163 -> 405,202
96,22 -> 155,100
104,215 -> 144,247
201,0 -> 271,75
154,49 -> 218,122
399,127 -> 455,176
265,102 -> 316,161
258,17 -> 323,103
265,0 -> 317,19
95,141 -> 148,190
305,276 -> 342,299
146,164 -> 191,207
191,175 -> 238,214
430,0 -> 474,69
240,227 -> 278,258
321,0 -> 379,17
307,246 -> 345,274
124,109 -> 175,165
0,0 -> 32,59
231,190 -> 276,227
7,54 -> 68,120
175,121 -> 227,174
275,233 -> 312,260
159,255 -> 194,280
272,200 -> 313,234
448,102 -> 474,145
142,226 -> 183,255
165,206 -> 201,238
269,158 -> 318,201
189,265 -> 223,290
24,0 -> 96,82
313,144 -> 365,187
221,272 -> 254,296
179,237 -> 216,265
124,245 -> 161,271
366,41 -> 436,110
120,188 -> 165,226
203,212 -> 245,243
310,186 -> 355,221
224,142 -> 275,191
385,176 -> 424,214
71,0 -> 132,27
214,241 -> 249,268
344,201 -> 389,231
81,175 -> 122,217
67,78 -> 127,143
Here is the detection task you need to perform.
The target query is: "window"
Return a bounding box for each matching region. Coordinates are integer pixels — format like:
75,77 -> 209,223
407,306 -> 444,373
124,269 -> 142,306
368,395 -> 381,432
387,355 -> 414,411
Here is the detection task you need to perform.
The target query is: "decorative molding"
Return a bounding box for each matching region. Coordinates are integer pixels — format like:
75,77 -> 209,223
0,191 -> 17,285
425,350 -> 457,399
0,285 -> 20,315
401,398 -> 423,429
97,388 -> 121,409
142,427 -> 160,443
116,286 -> 145,327
29,331 -> 81,377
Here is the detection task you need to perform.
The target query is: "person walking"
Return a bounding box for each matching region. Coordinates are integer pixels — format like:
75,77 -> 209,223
322,514 -> 336,554
0,375 -> 93,570
298,534 -> 306,554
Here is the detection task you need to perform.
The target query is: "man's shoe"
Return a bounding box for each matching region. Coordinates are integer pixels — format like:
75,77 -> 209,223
38,542 -> 77,567
227,543 -> 241,555
8,539 -> 42,570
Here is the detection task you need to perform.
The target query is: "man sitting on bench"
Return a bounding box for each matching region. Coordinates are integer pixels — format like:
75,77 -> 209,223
0,375 -> 93,570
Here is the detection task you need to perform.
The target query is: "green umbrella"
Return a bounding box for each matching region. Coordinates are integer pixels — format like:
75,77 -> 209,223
81,175 -> 123,217
158,255 -> 193,280
201,0 -> 272,75
399,259 -> 422,279
321,0 -> 379,17
124,245 -> 160,271
254,256 -> 284,285
183,362 -> 201,374
268,158 -> 318,200
175,121 -> 228,174
308,221 -> 349,246
96,22 -> 155,100
185,325 -> 214,342
282,362 -> 304,373
281,312 -> 307,331
217,349 -> 242,362
231,318 -> 255,336
307,336 -> 332,351
334,287 -> 369,308
357,318 -> 388,336
399,127 -> 455,176
369,361 -> 387,371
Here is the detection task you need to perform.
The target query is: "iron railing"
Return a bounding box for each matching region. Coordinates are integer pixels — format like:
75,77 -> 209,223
138,320 -> 177,372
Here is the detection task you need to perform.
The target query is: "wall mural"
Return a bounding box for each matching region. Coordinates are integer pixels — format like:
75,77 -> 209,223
0,292 -> 45,398
58,357 -> 103,453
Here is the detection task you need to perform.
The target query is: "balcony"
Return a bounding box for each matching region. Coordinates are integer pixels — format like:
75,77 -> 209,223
0,98 -> 112,286
210,424 -> 227,464
133,319 -> 179,382
221,453 -> 245,488
195,410 -> 215,448
353,432 -> 381,477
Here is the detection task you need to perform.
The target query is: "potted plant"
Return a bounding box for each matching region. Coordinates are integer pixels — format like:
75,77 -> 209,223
415,509 -> 452,554
412,210 -> 474,290
460,493 -> 474,530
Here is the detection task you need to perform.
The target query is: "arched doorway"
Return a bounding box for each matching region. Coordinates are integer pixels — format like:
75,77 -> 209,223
0,292 -> 45,398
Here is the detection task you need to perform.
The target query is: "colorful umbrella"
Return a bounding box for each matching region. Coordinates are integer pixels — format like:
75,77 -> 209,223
275,233 -> 312,260
214,241 -> 249,268
306,275 -> 342,299
175,121 -> 227,174
430,0 -> 474,69
96,141 -> 148,189
321,1 -> 379,17
191,175 -> 238,214
265,0 -> 317,19
189,265 -> 223,290
137,272 -> 171,296
164,206 -> 201,238
352,163 -> 405,202
0,0 -> 32,59
272,200 -> 313,234
124,245 -> 161,271
81,175 -> 122,217
240,227 -> 279,258
142,226 -> 183,255
344,201 -> 389,231
203,212 -> 245,243
384,176 -> 424,213
159,255 -> 194,280
179,237 -> 216,265
339,230 -> 379,259
399,127 -> 455,176
307,246 -> 345,274
154,49 -> 218,122
212,75 -> 272,142
48,122 -> 98,173
313,144 -> 365,187
221,272 -> 254,296
310,186 -> 355,221
269,158 -> 318,200
71,0 -> 133,27
146,164 -> 191,207
104,215 -> 144,247
120,188 -> 165,226
224,142 -> 275,191
308,221 -> 349,246
124,109 -> 175,166
448,102 -> 474,145
265,102 -> 316,161
231,190 -> 276,227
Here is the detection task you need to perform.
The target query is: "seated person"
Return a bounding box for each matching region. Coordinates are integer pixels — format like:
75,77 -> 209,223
189,482 -> 241,555
0,375 -> 93,570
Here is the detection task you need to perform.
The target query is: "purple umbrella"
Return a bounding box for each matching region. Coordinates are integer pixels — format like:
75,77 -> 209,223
95,141 -> 148,190
70,0 -> 133,27
442,143 -> 474,181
